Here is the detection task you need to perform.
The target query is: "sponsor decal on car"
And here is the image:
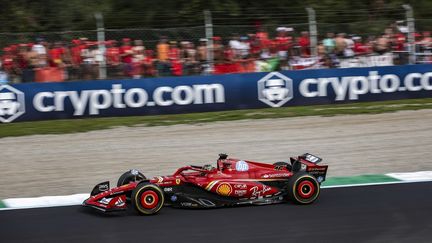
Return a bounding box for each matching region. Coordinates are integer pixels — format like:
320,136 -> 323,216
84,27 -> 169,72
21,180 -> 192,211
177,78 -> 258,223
216,183 -> 232,196
98,184 -> 109,191
114,197 -> 125,207
180,202 -> 198,207
262,173 -> 290,178
235,160 -> 249,171
163,187 -> 173,192
233,184 -> 247,189
250,185 -> 271,198
234,190 -> 247,196
175,179 -> 181,185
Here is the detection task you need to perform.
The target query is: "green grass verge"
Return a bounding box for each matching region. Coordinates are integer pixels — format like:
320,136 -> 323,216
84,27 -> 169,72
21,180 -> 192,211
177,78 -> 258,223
0,200 -> 6,208
0,98 -> 431,138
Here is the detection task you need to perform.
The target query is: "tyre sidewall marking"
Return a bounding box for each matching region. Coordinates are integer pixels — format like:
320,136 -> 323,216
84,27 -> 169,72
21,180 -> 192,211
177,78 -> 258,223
292,175 -> 320,204
134,184 -> 165,214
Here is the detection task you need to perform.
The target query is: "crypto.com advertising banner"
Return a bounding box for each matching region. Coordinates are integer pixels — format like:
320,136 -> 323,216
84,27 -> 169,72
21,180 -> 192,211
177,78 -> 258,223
1,64 -> 431,123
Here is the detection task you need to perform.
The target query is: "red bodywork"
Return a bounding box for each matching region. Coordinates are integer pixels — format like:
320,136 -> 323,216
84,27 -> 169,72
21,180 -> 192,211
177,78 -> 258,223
83,154 -> 328,211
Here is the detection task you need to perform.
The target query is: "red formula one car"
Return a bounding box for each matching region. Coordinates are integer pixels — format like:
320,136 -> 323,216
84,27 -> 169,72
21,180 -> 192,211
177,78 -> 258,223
83,153 -> 328,215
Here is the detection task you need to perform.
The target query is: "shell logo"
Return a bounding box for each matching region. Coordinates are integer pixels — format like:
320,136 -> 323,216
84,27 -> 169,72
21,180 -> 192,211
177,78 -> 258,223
216,183 -> 232,196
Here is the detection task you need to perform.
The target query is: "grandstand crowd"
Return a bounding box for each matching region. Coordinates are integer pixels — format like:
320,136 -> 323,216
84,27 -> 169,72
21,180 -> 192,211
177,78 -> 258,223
1,25 -> 432,83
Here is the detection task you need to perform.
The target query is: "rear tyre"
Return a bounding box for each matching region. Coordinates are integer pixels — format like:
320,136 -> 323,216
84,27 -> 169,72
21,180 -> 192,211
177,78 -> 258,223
117,170 -> 146,187
132,183 -> 164,215
287,172 -> 320,204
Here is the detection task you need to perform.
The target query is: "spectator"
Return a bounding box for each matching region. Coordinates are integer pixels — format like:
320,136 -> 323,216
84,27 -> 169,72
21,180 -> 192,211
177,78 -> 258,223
323,32 -> 336,54
16,44 -> 35,82
31,38 -> 48,67
353,36 -> 368,55
132,39 -> 145,78
197,38 -> 208,73
374,33 -> 390,55
119,38 -> 134,77
212,36 -> 224,64
0,65 -> 8,84
91,43 -> 104,79
156,37 -> 170,76
334,33 -> 347,57
237,36 -> 251,58
229,33 -> 242,58
143,50 -> 155,77
344,35 -> 355,57
275,27 -> 293,61
70,39 -> 84,79
298,31 -> 311,57
1,47 -> 16,82
105,40 -> 121,78
182,42 -> 199,75
168,41 -> 182,76
256,26 -> 270,49
420,31 -> 432,50
248,34 -> 261,56
80,42 -> 97,80
48,41 -> 66,68
4,22 -> 432,81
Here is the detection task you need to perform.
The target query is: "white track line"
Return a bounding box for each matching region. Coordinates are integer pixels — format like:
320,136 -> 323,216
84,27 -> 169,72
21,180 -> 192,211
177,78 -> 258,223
1,174 -> 432,210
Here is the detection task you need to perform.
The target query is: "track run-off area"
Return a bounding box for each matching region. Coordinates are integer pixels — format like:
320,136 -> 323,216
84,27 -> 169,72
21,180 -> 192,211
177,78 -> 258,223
1,109 -> 432,199
1,182 -> 431,243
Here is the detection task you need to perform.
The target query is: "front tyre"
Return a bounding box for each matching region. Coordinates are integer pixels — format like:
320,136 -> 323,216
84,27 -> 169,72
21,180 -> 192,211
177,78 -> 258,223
287,172 -> 320,204
132,183 -> 164,215
117,169 -> 146,187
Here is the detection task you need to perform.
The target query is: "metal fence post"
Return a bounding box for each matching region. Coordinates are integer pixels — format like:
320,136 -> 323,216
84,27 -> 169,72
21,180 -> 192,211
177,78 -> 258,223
204,10 -> 214,74
95,12 -> 107,79
403,4 -> 415,64
306,7 -> 318,57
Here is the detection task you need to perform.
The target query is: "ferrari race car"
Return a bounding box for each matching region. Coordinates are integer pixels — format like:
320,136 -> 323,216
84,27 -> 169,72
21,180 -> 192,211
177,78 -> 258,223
83,153 -> 328,215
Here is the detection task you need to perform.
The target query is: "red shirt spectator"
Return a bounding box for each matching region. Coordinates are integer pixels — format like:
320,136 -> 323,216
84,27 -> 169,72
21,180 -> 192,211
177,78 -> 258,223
298,31 -> 311,57
119,38 -> 133,64
1,47 -> 15,72
106,41 -> 120,65
393,33 -> 406,51
16,44 -> 29,69
168,41 -> 182,76
71,40 -> 84,66
49,42 -> 65,67
353,38 -> 368,55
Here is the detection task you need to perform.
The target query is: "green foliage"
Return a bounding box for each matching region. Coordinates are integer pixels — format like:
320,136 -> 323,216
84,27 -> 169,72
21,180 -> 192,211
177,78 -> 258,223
0,0 -> 431,32
0,98 -> 431,138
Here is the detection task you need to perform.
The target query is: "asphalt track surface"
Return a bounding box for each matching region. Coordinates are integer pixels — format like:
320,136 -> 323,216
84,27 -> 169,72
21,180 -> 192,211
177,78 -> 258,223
1,182 -> 431,243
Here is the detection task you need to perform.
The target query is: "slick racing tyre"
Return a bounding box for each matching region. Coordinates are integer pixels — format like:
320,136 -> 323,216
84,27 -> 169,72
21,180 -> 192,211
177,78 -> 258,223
117,170 -> 146,187
287,172 -> 320,204
132,183 -> 164,215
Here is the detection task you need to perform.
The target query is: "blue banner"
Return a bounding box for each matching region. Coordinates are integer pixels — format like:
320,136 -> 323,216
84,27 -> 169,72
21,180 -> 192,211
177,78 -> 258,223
0,64 -> 431,123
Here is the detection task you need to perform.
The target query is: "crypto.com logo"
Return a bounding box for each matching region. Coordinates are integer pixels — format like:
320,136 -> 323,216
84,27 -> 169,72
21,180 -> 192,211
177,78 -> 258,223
0,85 -> 25,123
257,72 -> 293,107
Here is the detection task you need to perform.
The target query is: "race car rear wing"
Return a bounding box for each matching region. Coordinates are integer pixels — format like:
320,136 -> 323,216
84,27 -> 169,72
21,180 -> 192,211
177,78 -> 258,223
291,153 -> 328,183
300,153 -> 322,164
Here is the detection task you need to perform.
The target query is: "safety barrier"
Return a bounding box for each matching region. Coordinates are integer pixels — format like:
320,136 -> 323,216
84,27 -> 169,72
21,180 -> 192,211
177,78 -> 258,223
0,64 -> 431,123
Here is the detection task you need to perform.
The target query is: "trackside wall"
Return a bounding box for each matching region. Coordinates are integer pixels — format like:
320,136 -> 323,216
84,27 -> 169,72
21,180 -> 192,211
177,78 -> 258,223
1,64 -> 431,123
